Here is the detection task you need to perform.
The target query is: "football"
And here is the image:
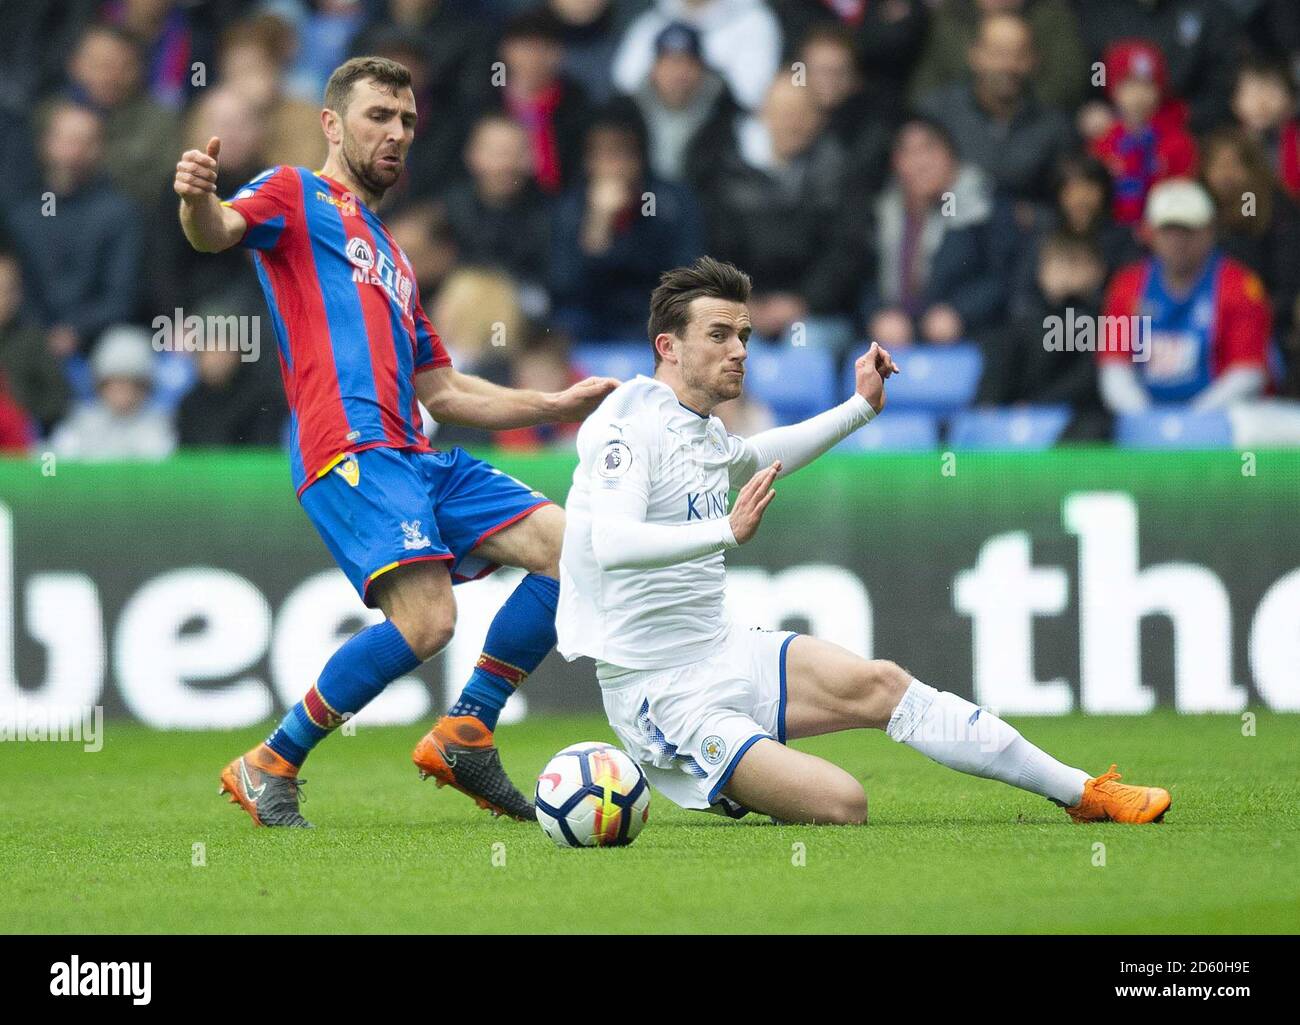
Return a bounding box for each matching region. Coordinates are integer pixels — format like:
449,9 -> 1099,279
535,742 -> 651,848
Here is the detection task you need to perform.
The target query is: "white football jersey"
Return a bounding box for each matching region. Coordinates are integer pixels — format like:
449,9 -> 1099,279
557,375 -> 751,672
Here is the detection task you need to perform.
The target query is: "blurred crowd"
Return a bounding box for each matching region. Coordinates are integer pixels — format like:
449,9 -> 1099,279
3,0 -> 1300,457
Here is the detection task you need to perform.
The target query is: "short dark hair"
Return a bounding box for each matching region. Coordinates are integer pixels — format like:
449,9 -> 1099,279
647,257 -> 751,365
798,24 -> 858,61
77,21 -> 146,64
1235,51 -> 1297,97
893,115 -> 959,160
501,10 -> 565,46
1054,151 -> 1113,195
324,56 -> 412,115
584,101 -> 650,168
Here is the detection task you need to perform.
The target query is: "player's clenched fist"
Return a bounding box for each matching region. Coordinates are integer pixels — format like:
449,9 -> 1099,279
729,460 -> 781,544
549,376 -> 621,421
174,136 -> 221,202
854,341 -> 900,413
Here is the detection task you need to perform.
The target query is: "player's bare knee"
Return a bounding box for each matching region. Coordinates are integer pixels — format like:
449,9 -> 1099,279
535,548 -> 562,580
533,516 -> 564,578
391,609 -> 454,662
819,783 -> 868,825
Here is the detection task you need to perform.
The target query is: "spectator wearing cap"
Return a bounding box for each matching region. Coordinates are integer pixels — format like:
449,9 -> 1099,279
863,117 -> 1018,349
1231,56 -> 1300,203
909,0 -> 1088,113
441,115 -> 553,309
1076,0 -> 1240,133
551,111 -> 704,340
487,10 -> 595,195
49,325 -> 176,460
630,21 -> 739,185
919,12 -> 1073,211
613,0 -> 781,112
693,76 -> 860,350
1099,179 -> 1271,414
1089,39 -> 1197,226
2,101 -> 142,358
771,0 -> 928,116
64,22 -> 180,212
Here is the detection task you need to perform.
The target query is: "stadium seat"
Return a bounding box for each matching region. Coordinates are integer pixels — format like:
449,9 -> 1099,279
1114,409 -> 1234,448
948,406 -> 1072,450
570,342 -> 654,383
1268,337 -> 1287,392
151,350 -> 198,413
744,344 -> 836,424
835,410 -> 940,451
64,353 -> 95,403
847,343 -> 982,416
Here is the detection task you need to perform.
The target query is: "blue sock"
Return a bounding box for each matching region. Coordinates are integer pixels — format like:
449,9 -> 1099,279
267,619 -> 420,767
447,573 -> 558,731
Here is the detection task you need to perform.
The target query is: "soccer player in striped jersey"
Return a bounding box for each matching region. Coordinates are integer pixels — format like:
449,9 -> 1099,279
176,57 -> 618,827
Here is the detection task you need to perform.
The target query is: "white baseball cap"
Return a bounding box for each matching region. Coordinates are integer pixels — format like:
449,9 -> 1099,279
91,325 -> 156,382
1145,178 -> 1215,230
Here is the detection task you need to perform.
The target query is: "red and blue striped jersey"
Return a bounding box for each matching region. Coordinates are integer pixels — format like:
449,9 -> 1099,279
224,165 -> 451,495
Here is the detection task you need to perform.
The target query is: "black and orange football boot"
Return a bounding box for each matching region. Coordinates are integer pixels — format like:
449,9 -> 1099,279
412,715 -> 534,821
219,744 -> 312,828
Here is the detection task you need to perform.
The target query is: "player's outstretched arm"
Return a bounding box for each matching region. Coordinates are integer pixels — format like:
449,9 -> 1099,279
416,366 -> 618,430
731,342 -> 899,484
589,460 -> 780,571
175,137 -> 248,253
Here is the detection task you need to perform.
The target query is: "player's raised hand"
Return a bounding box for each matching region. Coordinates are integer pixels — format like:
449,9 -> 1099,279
729,460 -> 781,544
854,341 -> 900,413
548,376 -> 621,421
174,136 -> 221,203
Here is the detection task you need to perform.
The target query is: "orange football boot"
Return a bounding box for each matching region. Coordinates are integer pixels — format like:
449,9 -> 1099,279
412,715 -> 534,820
219,743 -> 312,827
1066,764 -> 1171,824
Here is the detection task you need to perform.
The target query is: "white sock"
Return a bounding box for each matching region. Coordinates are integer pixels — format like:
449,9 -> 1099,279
886,680 -> 1089,807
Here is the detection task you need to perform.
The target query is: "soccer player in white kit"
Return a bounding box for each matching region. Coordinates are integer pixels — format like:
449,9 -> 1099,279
557,257 -> 1173,825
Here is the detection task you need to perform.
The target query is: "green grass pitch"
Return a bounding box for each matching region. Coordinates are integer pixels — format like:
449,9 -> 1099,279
1,711 -> 1295,933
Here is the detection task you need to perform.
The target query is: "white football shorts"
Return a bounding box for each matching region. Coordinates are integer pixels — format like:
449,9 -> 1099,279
600,625 -> 798,816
